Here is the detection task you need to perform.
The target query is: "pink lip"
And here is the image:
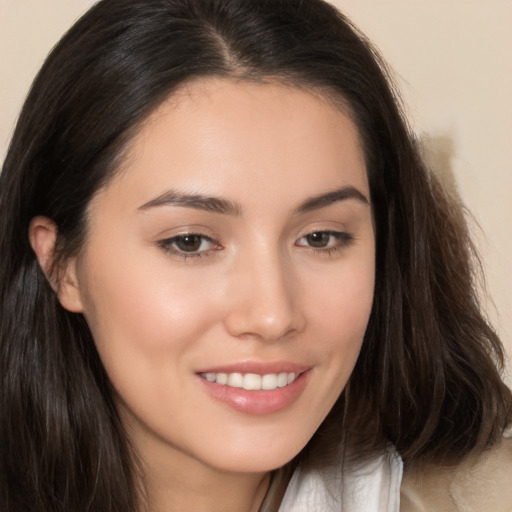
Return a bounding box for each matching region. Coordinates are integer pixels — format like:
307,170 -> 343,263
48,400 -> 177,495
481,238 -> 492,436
196,363 -> 312,415
196,360 -> 310,375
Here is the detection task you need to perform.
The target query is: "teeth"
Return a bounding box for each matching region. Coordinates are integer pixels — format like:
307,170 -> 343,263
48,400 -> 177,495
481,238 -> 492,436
243,373 -> 262,390
261,373 -> 277,390
277,372 -> 288,387
202,371 -> 298,390
227,372 -> 243,388
216,372 -> 228,385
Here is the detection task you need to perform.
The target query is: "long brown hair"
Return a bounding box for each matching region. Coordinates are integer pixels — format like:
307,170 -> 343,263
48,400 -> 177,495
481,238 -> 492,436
1,0 -> 510,510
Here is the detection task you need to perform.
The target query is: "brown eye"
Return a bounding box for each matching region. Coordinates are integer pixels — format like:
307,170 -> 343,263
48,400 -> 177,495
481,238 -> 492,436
173,235 -> 204,252
296,231 -> 354,251
304,232 -> 331,248
159,234 -> 217,256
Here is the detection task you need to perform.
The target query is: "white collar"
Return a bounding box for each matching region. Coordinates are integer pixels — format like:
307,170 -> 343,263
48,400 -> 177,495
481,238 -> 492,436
278,446 -> 403,512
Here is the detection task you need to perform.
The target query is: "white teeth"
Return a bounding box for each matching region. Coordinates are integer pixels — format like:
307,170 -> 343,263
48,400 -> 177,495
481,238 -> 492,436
202,371 -> 299,390
261,373 -> 277,390
216,373 -> 228,385
227,372 -> 244,388
277,372 -> 288,387
243,373 -> 262,390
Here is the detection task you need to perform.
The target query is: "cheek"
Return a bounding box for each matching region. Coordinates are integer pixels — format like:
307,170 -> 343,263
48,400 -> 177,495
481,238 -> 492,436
77,247 -> 223,382
311,256 -> 375,389
308,256 -> 375,340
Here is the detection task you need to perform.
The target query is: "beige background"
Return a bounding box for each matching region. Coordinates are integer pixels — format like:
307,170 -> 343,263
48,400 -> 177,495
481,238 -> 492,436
1,1 -> 510,383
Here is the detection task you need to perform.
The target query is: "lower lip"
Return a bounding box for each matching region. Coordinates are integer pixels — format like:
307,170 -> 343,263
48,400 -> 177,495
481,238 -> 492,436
198,371 -> 311,415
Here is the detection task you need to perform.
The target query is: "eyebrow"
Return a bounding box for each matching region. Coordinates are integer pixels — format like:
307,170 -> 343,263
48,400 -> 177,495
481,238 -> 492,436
295,185 -> 369,213
138,190 -> 243,216
137,185 -> 369,216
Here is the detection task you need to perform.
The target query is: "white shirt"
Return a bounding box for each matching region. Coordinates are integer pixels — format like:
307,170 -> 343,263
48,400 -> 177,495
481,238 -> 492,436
278,446 -> 403,512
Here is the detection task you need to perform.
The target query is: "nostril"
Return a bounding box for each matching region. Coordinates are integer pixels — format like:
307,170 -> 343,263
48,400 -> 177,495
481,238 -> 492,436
222,257 -> 305,341
223,306 -> 305,342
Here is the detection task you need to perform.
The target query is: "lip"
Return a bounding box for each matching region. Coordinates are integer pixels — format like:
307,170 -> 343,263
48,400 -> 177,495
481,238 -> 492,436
196,361 -> 310,375
196,362 -> 312,415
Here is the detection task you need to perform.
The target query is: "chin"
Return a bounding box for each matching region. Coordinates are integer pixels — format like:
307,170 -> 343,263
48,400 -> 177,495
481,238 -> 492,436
199,427 -> 312,474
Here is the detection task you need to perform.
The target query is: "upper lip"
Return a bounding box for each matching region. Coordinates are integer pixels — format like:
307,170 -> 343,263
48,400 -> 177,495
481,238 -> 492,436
196,361 -> 310,375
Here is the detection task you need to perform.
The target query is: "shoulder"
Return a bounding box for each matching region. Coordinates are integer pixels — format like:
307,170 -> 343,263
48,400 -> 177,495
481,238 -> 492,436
400,429 -> 512,512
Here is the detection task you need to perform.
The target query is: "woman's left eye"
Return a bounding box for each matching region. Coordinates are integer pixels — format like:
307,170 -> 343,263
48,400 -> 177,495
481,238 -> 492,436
296,231 -> 353,250
158,234 -> 217,258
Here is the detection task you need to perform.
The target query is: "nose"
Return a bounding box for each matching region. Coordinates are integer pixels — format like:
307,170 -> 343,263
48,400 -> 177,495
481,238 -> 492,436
223,250 -> 306,342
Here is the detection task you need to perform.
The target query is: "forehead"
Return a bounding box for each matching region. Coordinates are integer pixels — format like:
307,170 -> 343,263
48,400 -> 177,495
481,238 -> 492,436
98,78 -> 368,212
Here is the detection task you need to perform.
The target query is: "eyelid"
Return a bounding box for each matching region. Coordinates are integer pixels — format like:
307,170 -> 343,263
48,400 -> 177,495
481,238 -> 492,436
295,229 -> 355,252
154,223 -> 218,239
157,231 -> 222,260
296,230 -> 352,243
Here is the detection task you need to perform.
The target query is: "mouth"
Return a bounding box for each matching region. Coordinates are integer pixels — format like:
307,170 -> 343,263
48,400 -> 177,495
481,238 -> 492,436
196,365 -> 311,415
199,371 -> 298,391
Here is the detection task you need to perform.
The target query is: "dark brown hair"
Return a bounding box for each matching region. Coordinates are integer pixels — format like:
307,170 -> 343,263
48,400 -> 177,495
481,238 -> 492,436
1,0 -> 510,511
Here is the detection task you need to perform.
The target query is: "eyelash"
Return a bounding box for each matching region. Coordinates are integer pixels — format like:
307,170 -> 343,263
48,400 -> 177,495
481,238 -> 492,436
157,230 -> 354,261
157,233 -> 219,260
295,231 -> 355,256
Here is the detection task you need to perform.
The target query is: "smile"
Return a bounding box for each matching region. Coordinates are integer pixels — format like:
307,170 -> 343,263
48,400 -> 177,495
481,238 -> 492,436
200,372 -> 297,391
198,368 -> 310,414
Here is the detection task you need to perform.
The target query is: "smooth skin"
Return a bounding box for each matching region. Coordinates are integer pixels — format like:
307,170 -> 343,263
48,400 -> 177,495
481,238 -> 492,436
30,78 -> 376,512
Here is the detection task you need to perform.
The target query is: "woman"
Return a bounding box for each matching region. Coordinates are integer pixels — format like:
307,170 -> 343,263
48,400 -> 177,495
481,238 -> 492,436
0,1 -> 510,511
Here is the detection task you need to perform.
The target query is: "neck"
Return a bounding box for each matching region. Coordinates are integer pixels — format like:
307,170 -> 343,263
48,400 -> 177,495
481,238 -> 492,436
140,453 -> 271,512
126,422 -> 271,512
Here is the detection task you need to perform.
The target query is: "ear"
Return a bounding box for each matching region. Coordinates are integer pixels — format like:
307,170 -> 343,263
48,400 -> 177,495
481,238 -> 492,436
28,216 -> 84,313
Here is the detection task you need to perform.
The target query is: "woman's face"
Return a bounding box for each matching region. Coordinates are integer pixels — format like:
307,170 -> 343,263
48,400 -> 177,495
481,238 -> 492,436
66,78 -> 375,474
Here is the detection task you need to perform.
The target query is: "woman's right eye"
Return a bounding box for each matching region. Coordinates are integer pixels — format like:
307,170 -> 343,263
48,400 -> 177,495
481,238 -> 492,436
158,234 -> 218,259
